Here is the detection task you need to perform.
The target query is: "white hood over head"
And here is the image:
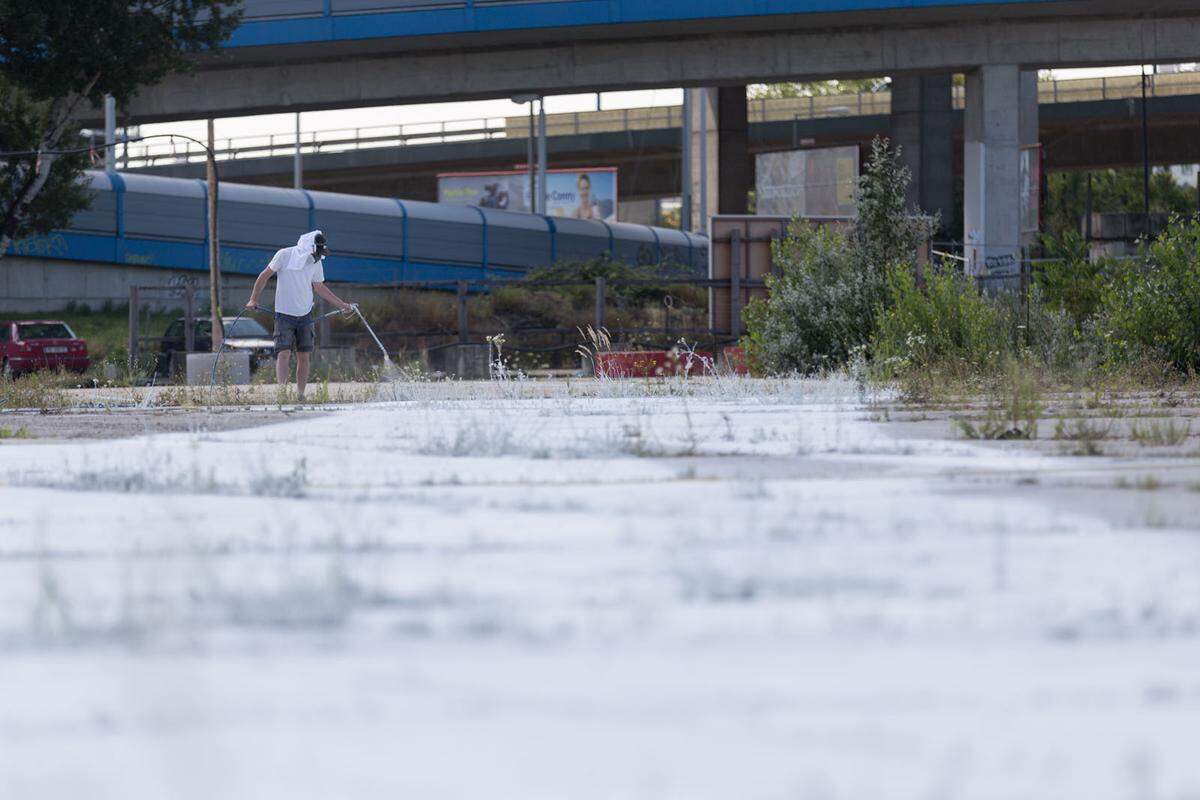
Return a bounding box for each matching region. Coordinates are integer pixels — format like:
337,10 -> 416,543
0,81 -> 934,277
282,230 -> 324,271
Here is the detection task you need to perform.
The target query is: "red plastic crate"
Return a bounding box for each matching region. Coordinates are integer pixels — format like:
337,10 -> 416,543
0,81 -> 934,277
594,350 -> 714,378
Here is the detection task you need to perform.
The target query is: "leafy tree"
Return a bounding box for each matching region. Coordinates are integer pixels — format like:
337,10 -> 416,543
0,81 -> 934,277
1043,168 -> 1196,240
0,78 -> 91,247
853,137 -> 939,279
0,0 -> 241,258
748,79 -> 889,99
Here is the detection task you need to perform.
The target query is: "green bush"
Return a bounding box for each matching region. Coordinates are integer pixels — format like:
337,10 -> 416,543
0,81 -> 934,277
1095,215 -> 1200,373
872,261 -> 1008,379
742,137 -> 936,374
1034,230 -> 1110,330
743,221 -> 878,373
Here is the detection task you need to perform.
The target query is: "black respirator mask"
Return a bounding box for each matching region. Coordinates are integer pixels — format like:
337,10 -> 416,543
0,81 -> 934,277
313,233 -> 330,260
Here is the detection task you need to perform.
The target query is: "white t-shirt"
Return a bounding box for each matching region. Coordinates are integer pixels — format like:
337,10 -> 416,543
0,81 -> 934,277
267,247 -> 325,317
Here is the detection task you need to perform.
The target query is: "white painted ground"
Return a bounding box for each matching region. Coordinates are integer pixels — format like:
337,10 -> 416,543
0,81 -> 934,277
1,377 -> 1197,799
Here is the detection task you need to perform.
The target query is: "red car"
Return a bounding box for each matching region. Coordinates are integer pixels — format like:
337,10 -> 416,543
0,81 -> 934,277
0,320 -> 90,377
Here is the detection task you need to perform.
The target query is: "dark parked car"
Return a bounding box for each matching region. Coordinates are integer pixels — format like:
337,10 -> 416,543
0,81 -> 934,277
156,316 -> 275,375
0,320 -> 90,377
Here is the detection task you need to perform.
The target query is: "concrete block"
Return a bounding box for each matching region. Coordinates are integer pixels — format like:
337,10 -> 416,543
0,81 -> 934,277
428,344 -> 490,379
186,351 -> 250,386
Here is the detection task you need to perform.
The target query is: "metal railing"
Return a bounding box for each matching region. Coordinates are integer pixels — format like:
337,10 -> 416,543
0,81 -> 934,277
324,276 -> 757,362
116,71 -> 1200,169
126,275 -> 759,377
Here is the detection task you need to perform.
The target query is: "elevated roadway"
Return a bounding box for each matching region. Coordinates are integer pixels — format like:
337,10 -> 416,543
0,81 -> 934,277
96,1 -> 1200,124
88,0 -> 1200,275
127,77 -> 1200,223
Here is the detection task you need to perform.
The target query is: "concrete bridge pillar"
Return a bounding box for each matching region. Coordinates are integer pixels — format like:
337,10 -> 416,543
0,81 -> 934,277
963,64 -> 1026,278
685,87 -> 720,233
717,86 -> 750,216
684,86 -> 750,231
890,74 -> 954,231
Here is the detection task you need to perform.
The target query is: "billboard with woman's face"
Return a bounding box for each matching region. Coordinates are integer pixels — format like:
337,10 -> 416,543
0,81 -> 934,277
438,167 -> 617,221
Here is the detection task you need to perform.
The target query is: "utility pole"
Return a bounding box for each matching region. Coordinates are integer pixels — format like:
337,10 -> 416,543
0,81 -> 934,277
537,97 -> 548,215
293,112 -> 302,190
511,95 -> 539,212
698,89 -> 709,233
207,119 -> 223,351
527,105 -> 535,212
1140,64 -> 1152,228
103,95 -> 116,173
681,90 -> 692,231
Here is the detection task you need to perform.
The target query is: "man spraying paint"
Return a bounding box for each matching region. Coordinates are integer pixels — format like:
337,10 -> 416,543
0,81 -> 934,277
246,230 -> 353,401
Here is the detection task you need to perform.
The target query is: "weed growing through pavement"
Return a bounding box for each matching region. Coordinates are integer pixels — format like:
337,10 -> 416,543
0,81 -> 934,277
576,325 -> 613,379
14,451 -> 312,499
1130,419 -> 1191,447
0,370 -> 72,410
954,362 -> 1044,440
1053,417 -> 1115,443
1116,474 -> 1164,491
311,380 -> 332,404
488,334 -> 526,382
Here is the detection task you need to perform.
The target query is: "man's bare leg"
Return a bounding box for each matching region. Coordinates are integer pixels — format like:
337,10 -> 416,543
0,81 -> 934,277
296,351 -> 311,400
276,350 -> 291,389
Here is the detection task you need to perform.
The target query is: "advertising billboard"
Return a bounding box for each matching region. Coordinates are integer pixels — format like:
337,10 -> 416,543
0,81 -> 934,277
755,146 -> 859,219
438,167 -> 618,221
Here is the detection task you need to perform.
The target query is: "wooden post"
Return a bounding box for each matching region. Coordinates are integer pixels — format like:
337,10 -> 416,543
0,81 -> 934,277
127,286 -> 139,370
207,119 -> 223,350
729,229 -> 742,339
594,275 -> 606,331
456,280 -> 468,344
184,284 -> 196,353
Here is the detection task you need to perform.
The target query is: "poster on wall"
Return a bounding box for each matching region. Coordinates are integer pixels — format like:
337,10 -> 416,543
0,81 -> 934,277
1019,144 -> 1041,235
438,167 -> 618,221
755,146 -> 859,219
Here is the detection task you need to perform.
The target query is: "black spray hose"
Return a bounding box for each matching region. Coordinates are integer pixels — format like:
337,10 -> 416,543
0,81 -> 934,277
207,305 -> 351,400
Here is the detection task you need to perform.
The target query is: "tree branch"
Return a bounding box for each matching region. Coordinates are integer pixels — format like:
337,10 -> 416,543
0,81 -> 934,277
0,73 -> 99,259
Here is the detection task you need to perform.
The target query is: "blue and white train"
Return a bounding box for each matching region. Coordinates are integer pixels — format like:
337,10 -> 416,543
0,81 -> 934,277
14,171 -> 707,283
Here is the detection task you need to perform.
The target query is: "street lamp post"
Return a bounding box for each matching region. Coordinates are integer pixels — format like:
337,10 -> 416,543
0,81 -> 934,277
681,90 -> 692,232
103,95 -> 116,173
1141,64 -> 1152,229
207,119 -> 222,351
511,94 -> 539,212
537,97 -> 547,216
293,112 -> 302,190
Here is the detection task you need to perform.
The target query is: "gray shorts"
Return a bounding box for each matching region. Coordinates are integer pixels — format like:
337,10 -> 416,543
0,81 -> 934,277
273,312 -> 314,353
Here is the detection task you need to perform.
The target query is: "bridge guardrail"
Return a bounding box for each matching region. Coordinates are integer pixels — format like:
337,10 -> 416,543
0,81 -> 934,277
112,71 -> 1200,169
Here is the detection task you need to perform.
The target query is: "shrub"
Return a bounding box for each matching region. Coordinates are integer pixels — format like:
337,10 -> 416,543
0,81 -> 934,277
742,136 -> 936,374
872,261 -> 1008,380
1096,215 -> 1200,373
743,221 -> 878,373
1034,230 -> 1110,330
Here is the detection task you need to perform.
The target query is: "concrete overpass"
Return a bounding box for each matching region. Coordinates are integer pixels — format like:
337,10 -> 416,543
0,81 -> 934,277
99,1 -> 1200,124
126,74 -> 1200,233
90,0 -> 1200,275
